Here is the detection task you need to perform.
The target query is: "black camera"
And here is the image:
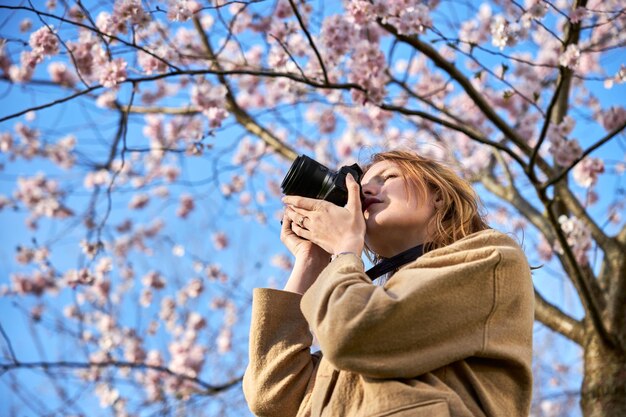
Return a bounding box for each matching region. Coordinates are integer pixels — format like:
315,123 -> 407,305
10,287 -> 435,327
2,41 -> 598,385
281,155 -> 363,206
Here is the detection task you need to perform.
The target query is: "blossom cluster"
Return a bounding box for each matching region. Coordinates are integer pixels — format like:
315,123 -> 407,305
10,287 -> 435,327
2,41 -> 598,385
558,215 -> 592,264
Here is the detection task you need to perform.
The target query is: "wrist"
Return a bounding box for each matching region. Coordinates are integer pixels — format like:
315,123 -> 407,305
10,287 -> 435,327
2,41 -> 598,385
333,238 -> 363,256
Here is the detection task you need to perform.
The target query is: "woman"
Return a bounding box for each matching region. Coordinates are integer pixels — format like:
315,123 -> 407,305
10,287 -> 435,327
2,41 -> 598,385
243,150 -> 534,417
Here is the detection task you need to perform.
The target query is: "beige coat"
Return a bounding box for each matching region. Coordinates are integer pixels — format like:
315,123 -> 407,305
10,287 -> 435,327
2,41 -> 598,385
243,229 -> 534,416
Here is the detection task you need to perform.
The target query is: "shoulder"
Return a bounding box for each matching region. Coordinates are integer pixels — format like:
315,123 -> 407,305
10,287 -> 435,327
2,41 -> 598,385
402,229 -> 529,273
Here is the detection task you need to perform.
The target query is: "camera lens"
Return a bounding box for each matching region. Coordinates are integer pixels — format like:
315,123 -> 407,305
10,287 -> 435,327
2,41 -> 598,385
281,155 -> 332,199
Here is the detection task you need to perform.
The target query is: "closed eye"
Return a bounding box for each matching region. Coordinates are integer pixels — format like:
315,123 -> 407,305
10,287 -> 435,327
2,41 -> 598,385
382,174 -> 399,182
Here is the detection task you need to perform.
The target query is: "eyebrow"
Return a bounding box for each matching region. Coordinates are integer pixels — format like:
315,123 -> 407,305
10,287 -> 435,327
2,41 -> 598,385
363,167 -> 396,182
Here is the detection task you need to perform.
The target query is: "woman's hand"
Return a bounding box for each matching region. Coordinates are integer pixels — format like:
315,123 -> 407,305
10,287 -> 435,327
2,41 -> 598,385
280,211 -> 330,264
283,174 -> 365,255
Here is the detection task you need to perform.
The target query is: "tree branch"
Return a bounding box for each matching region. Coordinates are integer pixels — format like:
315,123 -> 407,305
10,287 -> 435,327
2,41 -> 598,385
542,119 -> 626,189
535,289 -> 585,345
288,0 -> 330,84
379,103 -> 529,169
480,151 -> 554,240
379,22 -> 556,175
192,16 -> 299,161
0,360 -> 242,394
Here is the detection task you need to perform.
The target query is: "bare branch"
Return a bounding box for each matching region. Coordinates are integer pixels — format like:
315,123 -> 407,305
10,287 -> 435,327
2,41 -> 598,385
528,67 -> 567,178
0,84 -> 102,123
535,289 -> 585,346
0,360 -> 242,394
0,323 -> 18,364
288,0 -> 330,85
379,103 -> 529,169
480,151 -> 554,239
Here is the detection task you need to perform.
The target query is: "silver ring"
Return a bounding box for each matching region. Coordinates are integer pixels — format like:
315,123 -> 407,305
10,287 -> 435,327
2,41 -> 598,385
298,217 -> 306,228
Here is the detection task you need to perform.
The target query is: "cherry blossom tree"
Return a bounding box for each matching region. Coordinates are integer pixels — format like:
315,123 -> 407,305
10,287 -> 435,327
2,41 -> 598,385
0,1 -> 625,416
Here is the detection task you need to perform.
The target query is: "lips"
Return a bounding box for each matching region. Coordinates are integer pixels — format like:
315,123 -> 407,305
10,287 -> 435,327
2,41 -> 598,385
363,197 -> 383,212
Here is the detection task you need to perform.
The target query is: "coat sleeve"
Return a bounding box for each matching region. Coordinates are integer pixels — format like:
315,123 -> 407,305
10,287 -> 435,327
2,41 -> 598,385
300,239 -> 531,379
243,288 -> 321,417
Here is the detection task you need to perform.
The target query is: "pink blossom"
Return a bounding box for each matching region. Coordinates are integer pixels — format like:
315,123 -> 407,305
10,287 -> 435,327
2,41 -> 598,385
490,15 -> 512,50
20,19 -> 32,33
11,271 -> 55,296
548,136 -> 582,166
123,336 -> 146,362
569,7 -> 587,24
160,297 -> 176,322
95,11 -> 124,36
205,107 -> 229,128
0,132 -> 13,153
320,15 -> 355,61
14,174 -> 74,220
383,4 -> 431,36
271,253 -> 293,271
558,215 -> 592,264
96,91 -> 117,108
128,193 -> 150,209
346,1 -> 376,25
84,169 -> 111,189
212,232 -> 228,250
138,47 -> 170,75
572,157 -> 604,188
168,340 -> 205,377
48,62 -> 77,87
45,134 -> 76,169
167,0 -> 201,22
559,44 -> 580,69
537,236 -> 553,262
275,0 -> 294,19
191,79 -> 227,111
99,58 -> 127,88
187,312 -> 206,330
113,0 -> 149,27
142,271 -> 166,289
216,327 -> 232,354
205,264 -> 227,282
64,268 -> 95,288
80,240 -> 101,259
524,0 -> 548,19
348,40 -> 388,104
29,26 -> 59,56
67,32 -> 101,79
185,278 -> 203,298
0,42 -> 11,74
176,194 -> 195,218
8,52 -> 37,82
320,109 -> 338,134
140,288 -> 153,307
600,106 -> 626,131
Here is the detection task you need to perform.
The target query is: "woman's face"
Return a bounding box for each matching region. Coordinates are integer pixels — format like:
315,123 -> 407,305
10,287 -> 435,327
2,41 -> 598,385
360,160 -> 437,257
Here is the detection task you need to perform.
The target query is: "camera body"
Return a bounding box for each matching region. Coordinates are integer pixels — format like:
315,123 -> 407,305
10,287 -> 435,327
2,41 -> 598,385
281,155 -> 363,206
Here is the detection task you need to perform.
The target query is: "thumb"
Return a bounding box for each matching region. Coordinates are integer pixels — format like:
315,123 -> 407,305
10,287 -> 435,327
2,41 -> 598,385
345,174 -> 362,212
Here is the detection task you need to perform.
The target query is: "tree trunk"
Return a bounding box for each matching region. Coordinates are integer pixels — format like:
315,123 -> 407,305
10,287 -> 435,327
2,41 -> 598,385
581,329 -> 626,416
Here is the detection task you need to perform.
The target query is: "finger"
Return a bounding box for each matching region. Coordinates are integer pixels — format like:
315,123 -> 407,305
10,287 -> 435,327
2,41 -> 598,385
346,174 -> 363,213
284,207 -> 303,224
288,205 -> 313,219
281,212 -> 291,232
282,195 -> 322,211
291,223 -> 311,241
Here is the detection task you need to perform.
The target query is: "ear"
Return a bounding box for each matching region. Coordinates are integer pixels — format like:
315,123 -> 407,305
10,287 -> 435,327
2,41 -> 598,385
433,192 -> 444,208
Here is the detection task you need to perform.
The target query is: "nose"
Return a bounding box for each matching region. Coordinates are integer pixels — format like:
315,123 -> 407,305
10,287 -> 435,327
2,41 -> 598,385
361,180 -> 377,196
